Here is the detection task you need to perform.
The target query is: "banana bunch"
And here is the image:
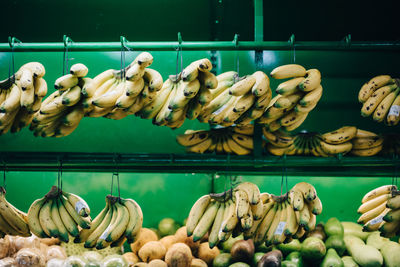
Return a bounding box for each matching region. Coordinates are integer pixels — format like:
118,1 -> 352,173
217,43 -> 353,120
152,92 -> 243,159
75,195 -> 143,249
357,185 -> 400,237
0,62 -> 47,135
137,58 -> 215,128
252,182 -> 322,246
0,186 -> 31,237
358,75 -> 400,126
27,186 -> 91,243
88,52 -> 163,121
381,133 -> 400,156
186,182 -> 262,248
258,64 -> 323,132
198,70 -> 272,127
350,129 -> 383,156
29,63 -> 90,137
176,124 -> 254,155
318,126 -> 356,156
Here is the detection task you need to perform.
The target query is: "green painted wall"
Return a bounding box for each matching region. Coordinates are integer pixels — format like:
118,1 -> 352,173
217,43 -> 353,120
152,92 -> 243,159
3,171 -> 395,226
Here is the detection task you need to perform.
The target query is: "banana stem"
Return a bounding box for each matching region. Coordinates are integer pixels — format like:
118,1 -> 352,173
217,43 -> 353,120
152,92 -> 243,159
210,188 -> 233,202
271,193 -> 288,203
45,185 -> 61,199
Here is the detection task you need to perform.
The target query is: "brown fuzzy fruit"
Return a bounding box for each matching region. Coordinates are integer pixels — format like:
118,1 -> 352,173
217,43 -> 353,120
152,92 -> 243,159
148,259 -> 168,267
191,258 -> 208,267
197,242 -> 220,265
160,235 -> 178,251
130,228 -> 159,254
165,243 -> 192,267
123,252 -> 140,265
138,241 -> 167,262
174,226 -> 200,255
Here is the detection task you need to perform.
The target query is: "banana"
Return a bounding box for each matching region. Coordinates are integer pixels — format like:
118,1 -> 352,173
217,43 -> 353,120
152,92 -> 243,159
103,201 -> 129,244
95,204 -> 118,248
298,69 -> 321,92
217,71 -> 238,83
361,84 -> 398,117
198,71 -> 218,89
265,203 -> 282,246
50,198 -> 69,242
231,133 -> 253,150
61,85 -> 81,106
308,196 -> 323,215
195,58 -> 213,72
27,197 -> 48,238
244,202 -> 271,240
143,68 -> 163,91
386,195 -> 400,209
226,136 -> 252,155
19,68 -> 34,90
321,126 -> 357,145
235,189 -> 250,219
235,182 -> 260,205
0,83 -> 21,113
299,85 -> 323,107
293,182 -> 317,202
60,195 -> 90,229
70,63 -> 88,77
181,79 -> 201,99
254,90 -> 272,109
209,96 -> 236,125
177,131 -> 209,146
167,82 -> 191,110
232,93 -> 256,114
251,199 -> 264,220
0,214 -> 21,236
383,208 -> 400,223
358,75 -> 395,103
192,201 -> 220,242
62,106 -> 84,127
373,87 -> 399,122
0,193 -> 29,235
240,205 -> 253,230
289,190 -> 304,211
233,125 -> 254,135
356,129 -> 378,138
20,84 -> 35,108
200,89 -> 232,120
208,202 -> 226,248
362,185 -> 397,204
350,145 -> 383,156
33,78 -> 47,98
82,69 -> 114,97
358,201 -> 387,224
272,202 -> 288,244
285,202 -> 298,236
298,203 -> 311,227
379,220 -> 400,236
266,143 -> 288,156
126,63 -> 145,81
352,136 -> 384,150
84,203 -> 113,248
39,199 -> 60,237
63,191 -> 90,217
153,84 -> 178,126
229,76 -> 256,96
293,226 -> 306,239
120,198 -> 143,243
279,111 -> 307,127
276,77 -> 303,95
387,94 -> 400,126
320,140 -> 352,155
39,95 -> 66,115
54,74 -> 79,91
93,81 -> 125,108
54,123 -> 80,137
182,63 -> 199,82
186,195 -> 211,236
363,208 -> 390,232
221,200 -> 239,233
251,71 -> 270,96
21,62 -> 46,78
274,92 -> 303,109
186,137 -> 213,153
131,52 -> 153,68
76,199 -> 109,243
270,64 -> 306,79
254,202 -> 277,245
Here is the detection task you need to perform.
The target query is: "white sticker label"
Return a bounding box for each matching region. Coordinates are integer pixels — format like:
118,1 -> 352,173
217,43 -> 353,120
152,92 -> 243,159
213,102 -> 230,116
370,215 -> 383,225
75,201 -> 86,214
274,222 -> 286,235
388,105 -> 400,117
100,225 -> 111,240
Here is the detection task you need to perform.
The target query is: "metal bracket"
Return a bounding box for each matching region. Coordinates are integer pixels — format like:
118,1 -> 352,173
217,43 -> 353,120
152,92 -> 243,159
63,35 -> 73,47
288,34 -> 295,47
8,36 -> 21,49
343,34 -> 352,47
233,34 -> 239,48
120,36 -> 129,49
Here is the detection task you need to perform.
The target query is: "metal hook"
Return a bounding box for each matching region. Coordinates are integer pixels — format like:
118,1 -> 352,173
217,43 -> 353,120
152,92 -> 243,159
8,36 -> 21,78
63,35 -> 73,47
233,34 -> 240,76
120,36 -> 129,79
175,32 -> 183,79
57,158 -> 63,192
178,32 -> 182,46
233,34 -> 239,47
62,35 -> 73,75
8,36 -> 21,49
288,34 -> 295,46
343,34 -> 352,47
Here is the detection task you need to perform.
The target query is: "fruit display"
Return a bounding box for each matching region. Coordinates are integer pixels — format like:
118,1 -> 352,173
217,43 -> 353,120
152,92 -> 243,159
76,194 -> 143,249
0,187 -> 30,237
258,64 -> 323,132
358,75 -> 400,126
197,70 -> 272,127
186,181 -> 321,250
357,185 -> 400,238
0,62 -> 47,135
27,186 -> 91,242
176,124 -> 254,155
29,63 -> 91,137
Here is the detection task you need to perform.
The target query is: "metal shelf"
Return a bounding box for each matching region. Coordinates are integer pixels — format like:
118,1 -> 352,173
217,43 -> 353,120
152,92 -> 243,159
1,41 -> 400,52
1,152 -> 399,177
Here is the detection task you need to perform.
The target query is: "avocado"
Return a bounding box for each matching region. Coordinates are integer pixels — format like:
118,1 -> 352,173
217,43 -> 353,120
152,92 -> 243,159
325,218 -> 344,237
213,253 -> 233,267
325,235 -> 346,256
301,237 -> 326,261
321,248 -> 344,267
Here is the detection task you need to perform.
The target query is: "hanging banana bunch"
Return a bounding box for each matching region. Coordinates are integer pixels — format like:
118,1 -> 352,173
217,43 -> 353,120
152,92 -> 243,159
0,186 -> 31,237
30,63 -> 90,137
176,124 -> 254,155
258,64 -> 323,132
75,195 -> 143,249
357,185 -> 400,238
358,75 -> 400,126
27,186 -> 91,243
197,70 -> 271,127
0,62 -> 47,135
186,181 -> 321,248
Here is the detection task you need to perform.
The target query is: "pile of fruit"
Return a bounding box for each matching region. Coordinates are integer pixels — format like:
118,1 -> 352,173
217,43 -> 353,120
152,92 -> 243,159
176,125 -> 254,155
359,75 -> 400,126
186,181 -> 322,251
258,64 -> 323,132
357,185 -> 400,237
0,62 -> 47,135
265,126 -> 385,157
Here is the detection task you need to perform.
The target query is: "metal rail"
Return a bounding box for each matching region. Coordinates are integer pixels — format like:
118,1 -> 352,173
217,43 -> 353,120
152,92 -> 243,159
0,41 -> 399,52
1,152 -> 399,176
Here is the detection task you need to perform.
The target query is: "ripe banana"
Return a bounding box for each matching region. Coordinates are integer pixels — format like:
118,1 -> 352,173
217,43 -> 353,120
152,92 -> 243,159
358,75 -> 395,103
321,126 -> 357,145
229,76 -> 256,96
298,69 -> 321,92
361,84 -> 398,117
270,64 -> 306,79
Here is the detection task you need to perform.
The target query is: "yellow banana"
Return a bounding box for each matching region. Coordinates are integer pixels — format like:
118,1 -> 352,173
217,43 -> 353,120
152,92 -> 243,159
120,198 -> 143,243
92,81 -> 125,108
358,75 -> 395,103
50,198 -> 69,242
361,84 -> 398,117
33,77 -> 48,97
131,52 -> 153,68
60,195 -> 90,229
320,140 -> 352,155
208,202 -> 226,248
54,74 -> 79,91
226,136 -> 251,155
186,195 -> 211,236
274,92 -> 303,109
233,93 -> 256,113
20,85 -> 35,108
383,208 -> 400,222
198,71 -> 218,89
103,201 -> 129,244
272,202 -> 288,244
61,85 -> 81,106
275,77 -> 303,96
362,185 -> 397,204
299,85 -> 323,107
21,62 -> 46,78
251,71 -> 270,96
27,197 -> 48,238
84,202 -> 113,248
192,201 -> 220,242
177,130 -> 209,146
298,69 -> 321,92
308,196 -> 323,215
76,199 -> 109,243
254,202 -> 277,245
373,88 -> 399,122
70,63 -> 88,77
270,64 -> 306,79
221,200 -> 239,233
82,69 -> 114,97
362,209 -> 389,231
387,94 -> 400,126
387,195 -> 400,210
39,199 -> 60,237
229,76 -> 256,96
143,68 -> 163,91
350,145 -> 383,157
126,63 -> 145,81
357,201 -> 387,224
265,203 -> 282,246
321,126 -> 357,145
19,68 -> 34,90
352,136 -> 384,149
0,83 -> 21,113
231,133 -> 253,150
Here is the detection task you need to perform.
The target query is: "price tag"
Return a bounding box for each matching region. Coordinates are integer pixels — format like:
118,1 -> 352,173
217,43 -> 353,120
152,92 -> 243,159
369,215 -> 383,225
274,222 -> 286,235
213,102 -> 229,116
388,105 -> 400,117
100,225 -> 111,240
75,201 -> 86,214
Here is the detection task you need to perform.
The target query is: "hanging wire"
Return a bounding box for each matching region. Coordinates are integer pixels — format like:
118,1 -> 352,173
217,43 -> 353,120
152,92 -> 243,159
2,160 -> 6,190
63,35 -> 73,75
233,34 -> 239,76
57,159 -> 63,193
281,155 -> 288,196
120,36 -> 128,80
8,37 -> 20,81
175,32 -> 183,78
110,154 -> 121,200
289,34 -> 296,63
